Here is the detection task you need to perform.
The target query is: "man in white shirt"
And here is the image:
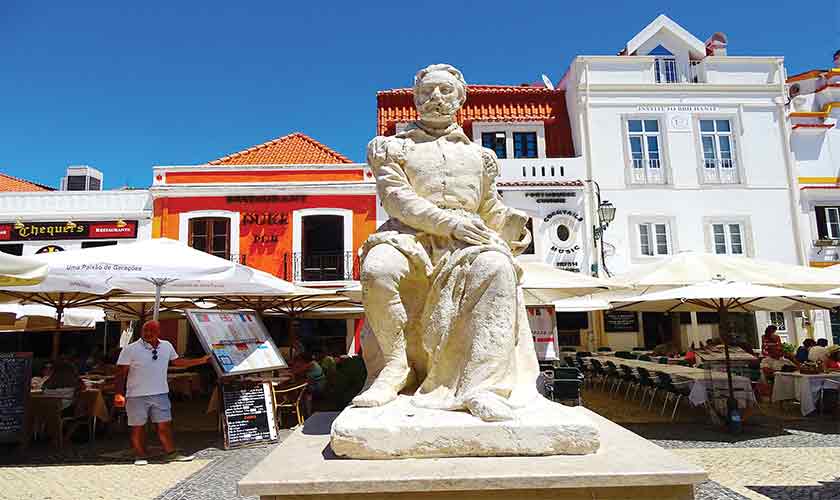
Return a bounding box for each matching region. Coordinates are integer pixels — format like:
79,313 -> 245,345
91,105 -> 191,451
115,320 -> 209,465
808,338 -> 830,364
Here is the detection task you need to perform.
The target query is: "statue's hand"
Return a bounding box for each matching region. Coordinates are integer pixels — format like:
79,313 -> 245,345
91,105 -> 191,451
452,219 -> 493,246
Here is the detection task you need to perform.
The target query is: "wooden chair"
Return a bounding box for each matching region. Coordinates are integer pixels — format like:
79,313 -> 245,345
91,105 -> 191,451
272,382 -> 309,428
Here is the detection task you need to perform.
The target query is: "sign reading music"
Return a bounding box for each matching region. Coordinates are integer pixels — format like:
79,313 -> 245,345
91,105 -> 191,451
0,220 -> 138,241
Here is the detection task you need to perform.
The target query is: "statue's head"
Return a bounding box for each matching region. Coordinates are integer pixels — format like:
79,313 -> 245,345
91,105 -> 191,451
413,64 -> 467,127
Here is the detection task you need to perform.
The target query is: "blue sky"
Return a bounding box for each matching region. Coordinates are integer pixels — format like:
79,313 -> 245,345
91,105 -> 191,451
1,1 -> 837,189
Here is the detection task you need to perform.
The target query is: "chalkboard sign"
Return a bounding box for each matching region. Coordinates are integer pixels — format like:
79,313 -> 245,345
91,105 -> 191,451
220,382 -> 278,450
0,352 -> 32,445
604,311 -> 639,333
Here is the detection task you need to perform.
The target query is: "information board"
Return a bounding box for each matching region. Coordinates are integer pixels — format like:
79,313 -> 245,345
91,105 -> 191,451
604,311 -> 639,333
0,352 -> 32,445
527,306 -> 560,361
186,309 -> 287,377
220,381 -> 277,449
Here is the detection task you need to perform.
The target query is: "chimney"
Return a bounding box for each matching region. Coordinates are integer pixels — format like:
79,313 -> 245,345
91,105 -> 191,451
705,32 -> 728,56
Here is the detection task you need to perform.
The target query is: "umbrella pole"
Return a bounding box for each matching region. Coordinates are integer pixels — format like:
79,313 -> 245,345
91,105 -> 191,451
153,283 -> 162,321
719,306 -> 741,433
51,302 -> 64,360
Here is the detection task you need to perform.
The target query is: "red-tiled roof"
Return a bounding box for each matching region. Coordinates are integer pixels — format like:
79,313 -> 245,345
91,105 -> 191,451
209,132 -> 353,165
376,85 -> 576,157
0,173 -> 53,192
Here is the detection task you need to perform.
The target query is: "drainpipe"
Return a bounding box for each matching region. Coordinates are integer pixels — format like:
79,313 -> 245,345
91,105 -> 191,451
775,59 -> 811,341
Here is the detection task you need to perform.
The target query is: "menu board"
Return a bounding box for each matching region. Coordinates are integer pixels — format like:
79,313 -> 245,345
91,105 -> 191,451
0,352 -> 32,444
186,309 -> 287,377
527,306 -> 560,361
604,311 -> 639,333
221,382 -> 277,449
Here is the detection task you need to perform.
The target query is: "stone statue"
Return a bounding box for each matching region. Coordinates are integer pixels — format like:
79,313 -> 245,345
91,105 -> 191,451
331,64 -> 599,458
354,63 -> 538,421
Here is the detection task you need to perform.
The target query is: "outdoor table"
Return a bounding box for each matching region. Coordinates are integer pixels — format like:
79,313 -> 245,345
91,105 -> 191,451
772,372 -> 840,416
585,356 -> 755,408
29,389 -> 111,444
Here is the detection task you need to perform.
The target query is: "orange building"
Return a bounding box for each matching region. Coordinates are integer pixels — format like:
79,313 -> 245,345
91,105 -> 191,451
151,132 -> 377,285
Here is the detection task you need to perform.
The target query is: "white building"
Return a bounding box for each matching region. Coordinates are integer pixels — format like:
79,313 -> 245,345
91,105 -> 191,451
788,53 -> 840,346
0,190 -> 152,256
561,15 -> 805,350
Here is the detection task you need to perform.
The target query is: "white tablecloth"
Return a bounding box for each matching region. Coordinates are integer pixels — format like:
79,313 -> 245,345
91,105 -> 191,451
587,356 -> 755,407
772,373 -> 840,416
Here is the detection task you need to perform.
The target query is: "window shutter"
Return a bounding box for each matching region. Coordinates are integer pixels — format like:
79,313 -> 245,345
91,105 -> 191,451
816,207 -> 829,239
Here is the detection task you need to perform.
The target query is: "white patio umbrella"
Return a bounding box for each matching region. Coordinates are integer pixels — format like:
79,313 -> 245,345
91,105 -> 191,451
0,252 -> 47,286
0,303 -> 104,329
610,279 -> 840,430
614,251 -> 840,292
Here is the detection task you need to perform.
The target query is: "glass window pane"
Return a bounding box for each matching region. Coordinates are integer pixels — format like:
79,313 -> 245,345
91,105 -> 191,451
702,136 -> 717,160
639,225 -> 651,256
191,220 -> 207,235
481,133 -> 495,150
655,224 -> 668,254
729,224 -> 743,254
716,120 -> 731,132
718,136 -> 732,160
643,120 -> 658,132
628,120 -> 642,133
827,208 -> 840,225
646,136 -> 659,156
191,236 -> 207,252
213,220 -> 229,236
700,120 -> 714,132
713,224 -> 726,253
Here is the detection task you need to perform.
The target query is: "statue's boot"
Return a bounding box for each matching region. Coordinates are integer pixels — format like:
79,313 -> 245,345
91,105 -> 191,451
354,245 -> 413,407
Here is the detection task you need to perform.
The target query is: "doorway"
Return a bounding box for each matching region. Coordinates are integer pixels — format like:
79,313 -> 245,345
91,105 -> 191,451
301,215 -> 345,281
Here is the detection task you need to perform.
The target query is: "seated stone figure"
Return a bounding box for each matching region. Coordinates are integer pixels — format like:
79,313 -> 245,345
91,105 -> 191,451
354,64 -> 539,422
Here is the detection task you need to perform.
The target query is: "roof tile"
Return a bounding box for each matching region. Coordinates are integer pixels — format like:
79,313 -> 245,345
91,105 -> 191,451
0,173 -> 53,192
209,132 -> 353,165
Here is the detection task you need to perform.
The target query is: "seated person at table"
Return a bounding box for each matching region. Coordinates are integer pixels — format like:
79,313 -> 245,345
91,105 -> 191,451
825,346 -> 840,371
290,352 -> 326,396
30,361 -> 54,391
760,348 -> 797,383
809,338 -> 830,363
796,339 -> 816,363
42,360 -> 81,413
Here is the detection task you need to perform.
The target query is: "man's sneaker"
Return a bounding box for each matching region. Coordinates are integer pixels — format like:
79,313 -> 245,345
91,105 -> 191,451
134,459 -> 149,466
164,451 -> 195,463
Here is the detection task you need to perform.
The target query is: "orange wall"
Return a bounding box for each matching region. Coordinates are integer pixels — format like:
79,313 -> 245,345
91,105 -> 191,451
153,194 -> 377,277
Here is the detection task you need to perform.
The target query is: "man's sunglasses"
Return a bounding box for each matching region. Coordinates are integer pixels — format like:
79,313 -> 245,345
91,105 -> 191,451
152,347 -> 158,361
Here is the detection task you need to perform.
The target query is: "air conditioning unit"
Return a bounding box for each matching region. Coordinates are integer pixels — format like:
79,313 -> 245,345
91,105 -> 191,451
60,165 -> 103,191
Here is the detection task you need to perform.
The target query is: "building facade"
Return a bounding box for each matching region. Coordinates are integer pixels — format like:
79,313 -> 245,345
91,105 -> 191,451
561,15 -> 804,350
788,55 -> 840,345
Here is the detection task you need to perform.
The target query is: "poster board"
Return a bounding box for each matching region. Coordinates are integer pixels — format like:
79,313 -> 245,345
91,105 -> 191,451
186,309 -> 287,377
604,311 -> 640,333
0,352 -> 32,445
527,306 -> 560,361
220,381 -> 278,450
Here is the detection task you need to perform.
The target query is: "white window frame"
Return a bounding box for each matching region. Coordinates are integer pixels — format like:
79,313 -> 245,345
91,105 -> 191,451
291,208 -> 354,283
826,207 -> 840,239
694,116 -> 743,185
472,121 -> 546,159
628,216 -> 676,261
769,312 -> 787,332
621,115 -> 669,186
178,210 -> 240,261
703,216 -> 754,257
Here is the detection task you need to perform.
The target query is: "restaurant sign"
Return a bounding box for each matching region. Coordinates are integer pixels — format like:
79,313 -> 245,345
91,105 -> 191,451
0,220 -> 138,241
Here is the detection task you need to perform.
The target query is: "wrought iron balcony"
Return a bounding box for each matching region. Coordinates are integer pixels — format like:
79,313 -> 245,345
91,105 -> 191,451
278,251 -> 359,282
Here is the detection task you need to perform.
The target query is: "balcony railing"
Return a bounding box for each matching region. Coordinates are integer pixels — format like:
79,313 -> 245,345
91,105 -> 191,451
654,58 -> 702,84
703,158 -> 736,170
631,158 -> 661,170
276,251 -> 360,282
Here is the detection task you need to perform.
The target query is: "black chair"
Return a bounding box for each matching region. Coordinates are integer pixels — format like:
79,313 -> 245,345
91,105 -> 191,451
551,367 -> 584,406
658,357 -> 669,365
619,364 -> 640,400
614,351 -> 632,359
576,351 -> 593,359
639,355 -> 652,362
597,347 -> 613,352
635,366 -> 658,409
589,358 -> 608,390
604,361 -> 623,396
654,372 -> 692,421
563,356 -> 576,367
632,347 -> 647,351
820,379 -> 840,416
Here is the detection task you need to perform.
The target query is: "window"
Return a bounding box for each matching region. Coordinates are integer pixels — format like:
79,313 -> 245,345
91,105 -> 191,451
654,58 -> 678,83
627,119 -> 664,184
816,206 -> 840,240
481,132 -> 507,159
513,132 -> 537,159
189,217 -> 230,260
639,223 -> 670,256
0,244 -> 23,256
700,119 -> 738,184
769,312 -> 787,332
82,240 -> 118,249
711,223 -> 744,255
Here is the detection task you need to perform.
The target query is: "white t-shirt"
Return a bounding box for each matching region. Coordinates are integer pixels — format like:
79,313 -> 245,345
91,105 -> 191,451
809,346 -> 829,363
117,339 -> 178,397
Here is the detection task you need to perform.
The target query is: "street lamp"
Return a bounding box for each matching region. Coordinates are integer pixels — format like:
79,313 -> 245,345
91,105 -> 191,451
593,200 -> 615,240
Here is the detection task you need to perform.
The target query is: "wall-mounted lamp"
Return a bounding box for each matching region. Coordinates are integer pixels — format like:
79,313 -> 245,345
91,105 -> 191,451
14,218 -> 24,230
116,218 -> 127,228
65,220 -> 77,230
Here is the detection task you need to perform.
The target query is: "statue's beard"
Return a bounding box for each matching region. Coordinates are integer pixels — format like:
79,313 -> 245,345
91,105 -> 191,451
416,99 -> 458,123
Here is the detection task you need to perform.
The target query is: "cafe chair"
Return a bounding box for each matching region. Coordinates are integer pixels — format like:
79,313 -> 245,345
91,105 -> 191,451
619,364 -> 640,400
271,381 -> 309,428
588,358 -> 608,390
639,355 -> 653,362
635,366 -> 658,409
550,367 -> 584,406
604,361 -> 623,397
820,379 -> 840,416
655,372 -> 692,421
597,347 -> 613,352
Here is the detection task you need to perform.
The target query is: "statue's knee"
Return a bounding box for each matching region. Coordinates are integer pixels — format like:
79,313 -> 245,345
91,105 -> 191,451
361,246 -> 409,297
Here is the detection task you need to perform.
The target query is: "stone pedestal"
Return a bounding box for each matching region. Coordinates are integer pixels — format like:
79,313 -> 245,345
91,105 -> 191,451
239,408 -> 706,500
330,396 -> 600,459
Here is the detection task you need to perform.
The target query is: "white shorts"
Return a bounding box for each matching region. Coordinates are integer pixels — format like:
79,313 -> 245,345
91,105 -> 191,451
126,394 -> 172,426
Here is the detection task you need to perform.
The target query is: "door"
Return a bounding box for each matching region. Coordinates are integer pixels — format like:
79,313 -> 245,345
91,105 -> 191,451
301,215 -> 344,281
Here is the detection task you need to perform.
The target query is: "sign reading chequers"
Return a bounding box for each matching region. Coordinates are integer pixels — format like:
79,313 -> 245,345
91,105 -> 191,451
0,220 -> 138,241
